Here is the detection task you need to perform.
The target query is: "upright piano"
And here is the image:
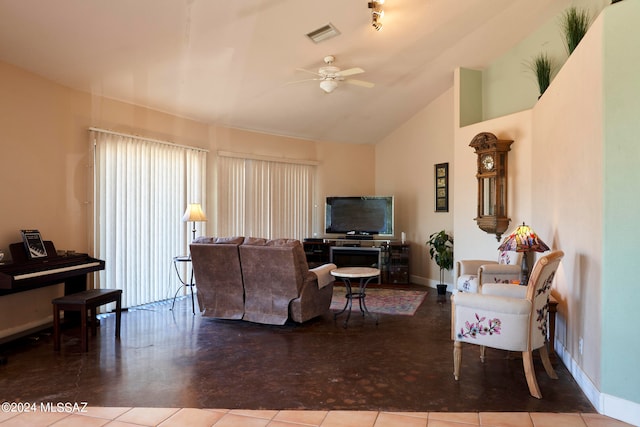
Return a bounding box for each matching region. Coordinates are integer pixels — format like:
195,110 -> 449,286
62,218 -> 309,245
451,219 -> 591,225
0,241 -> 105,296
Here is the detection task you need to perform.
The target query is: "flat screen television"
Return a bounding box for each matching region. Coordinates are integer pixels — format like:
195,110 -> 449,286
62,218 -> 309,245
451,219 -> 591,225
325,196 -> 394,237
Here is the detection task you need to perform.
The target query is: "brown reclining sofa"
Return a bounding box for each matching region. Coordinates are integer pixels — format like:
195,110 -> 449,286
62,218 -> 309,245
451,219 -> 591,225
190,236 -> 336,325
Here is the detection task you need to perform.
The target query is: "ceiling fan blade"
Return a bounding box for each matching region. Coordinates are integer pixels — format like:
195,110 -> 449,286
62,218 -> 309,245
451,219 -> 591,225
296,67 -> 322,77
345,79 -> 375,88
336,67 -> 364,77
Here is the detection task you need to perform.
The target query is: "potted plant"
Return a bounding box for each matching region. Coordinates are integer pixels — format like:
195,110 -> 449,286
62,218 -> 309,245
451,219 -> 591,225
528,52 -> 553,98
561,6 -> 591,55
426,230 -> 454,295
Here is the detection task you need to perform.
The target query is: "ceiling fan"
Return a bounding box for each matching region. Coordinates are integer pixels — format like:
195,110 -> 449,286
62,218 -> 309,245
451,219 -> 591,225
293,55 -> 375,93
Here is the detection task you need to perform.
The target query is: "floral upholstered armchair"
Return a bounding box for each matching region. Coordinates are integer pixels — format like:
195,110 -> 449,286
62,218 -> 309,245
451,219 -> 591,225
451,250 -> 564,399
455,251 -> 521,293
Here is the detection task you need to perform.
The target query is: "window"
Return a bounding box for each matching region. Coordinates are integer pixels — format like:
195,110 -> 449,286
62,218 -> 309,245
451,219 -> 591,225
217,153 -> 316,241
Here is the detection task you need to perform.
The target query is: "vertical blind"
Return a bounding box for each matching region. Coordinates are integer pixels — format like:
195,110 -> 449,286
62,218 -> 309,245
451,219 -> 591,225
92,129 -> 207,308
217,155 -> 315,241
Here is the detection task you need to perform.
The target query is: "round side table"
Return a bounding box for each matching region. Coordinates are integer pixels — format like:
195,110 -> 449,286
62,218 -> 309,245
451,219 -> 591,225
330,266 -> 380,327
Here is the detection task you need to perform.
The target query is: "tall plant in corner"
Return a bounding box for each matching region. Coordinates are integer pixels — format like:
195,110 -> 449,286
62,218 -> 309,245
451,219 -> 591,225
561,6 -> 591,55
426,230 -> 454,294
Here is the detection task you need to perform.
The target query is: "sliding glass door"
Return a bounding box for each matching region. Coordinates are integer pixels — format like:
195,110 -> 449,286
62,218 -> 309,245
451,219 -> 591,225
92,129 -> 206,308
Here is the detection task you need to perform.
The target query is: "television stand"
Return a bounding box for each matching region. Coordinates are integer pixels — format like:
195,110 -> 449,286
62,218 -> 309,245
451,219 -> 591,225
330,246 -> 382,271
345,235 -> 373,240
302,239 -> 411,284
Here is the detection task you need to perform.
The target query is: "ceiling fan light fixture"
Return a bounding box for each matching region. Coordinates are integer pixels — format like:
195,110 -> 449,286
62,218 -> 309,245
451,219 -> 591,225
319,79 -> 338,93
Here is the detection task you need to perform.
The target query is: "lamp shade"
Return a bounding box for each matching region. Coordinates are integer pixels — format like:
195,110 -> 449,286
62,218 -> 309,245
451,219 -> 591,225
182,203 -> 207,222
498,223 -> 550,253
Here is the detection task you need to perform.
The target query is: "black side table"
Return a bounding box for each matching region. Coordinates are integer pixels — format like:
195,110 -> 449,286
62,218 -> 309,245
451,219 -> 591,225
171,256 -> 196,315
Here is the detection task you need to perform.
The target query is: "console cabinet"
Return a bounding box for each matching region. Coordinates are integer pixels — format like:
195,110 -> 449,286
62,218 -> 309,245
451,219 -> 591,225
387,243 -> 410,284
302,240 -> 330,269
303,239 -> 410,284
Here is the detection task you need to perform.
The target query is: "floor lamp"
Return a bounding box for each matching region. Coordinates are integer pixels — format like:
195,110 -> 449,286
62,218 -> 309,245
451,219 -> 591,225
182,203 -> 207,242
174,203 -> 207,315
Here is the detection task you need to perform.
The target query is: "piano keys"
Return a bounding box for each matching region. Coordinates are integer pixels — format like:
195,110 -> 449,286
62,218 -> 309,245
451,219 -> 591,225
0,241 -> 105,296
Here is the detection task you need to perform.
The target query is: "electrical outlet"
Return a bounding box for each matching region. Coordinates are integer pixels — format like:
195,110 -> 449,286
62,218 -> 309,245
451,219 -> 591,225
579,337 -> 584,355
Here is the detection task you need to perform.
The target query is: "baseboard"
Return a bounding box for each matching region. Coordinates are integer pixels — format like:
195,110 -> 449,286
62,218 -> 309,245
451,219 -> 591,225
409,275 -> 453,292
601,392 -> 640,426
409,274 -> 428,286
0,316 -> 53,344
556,340 -> 640,426
556,342 -> 600,408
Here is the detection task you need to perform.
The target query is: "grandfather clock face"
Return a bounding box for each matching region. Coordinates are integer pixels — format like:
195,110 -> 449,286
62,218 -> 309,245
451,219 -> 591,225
481,154 -> 494,172
469,133 -> 513,241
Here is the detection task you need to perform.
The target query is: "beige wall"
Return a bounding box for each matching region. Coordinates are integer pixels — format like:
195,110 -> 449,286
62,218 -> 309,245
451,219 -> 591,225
375,88 -> 455,286
313,140 -> 376,237
453,108 -> 534,262
0,61 -> 374,340
532,14 -> 603,390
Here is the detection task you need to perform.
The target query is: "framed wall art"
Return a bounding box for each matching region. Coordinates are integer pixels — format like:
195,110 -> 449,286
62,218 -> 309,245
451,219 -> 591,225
434,162 -> 449,212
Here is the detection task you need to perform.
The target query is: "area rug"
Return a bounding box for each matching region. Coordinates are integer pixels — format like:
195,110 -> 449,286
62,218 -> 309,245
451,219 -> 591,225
330,287 -> 427,316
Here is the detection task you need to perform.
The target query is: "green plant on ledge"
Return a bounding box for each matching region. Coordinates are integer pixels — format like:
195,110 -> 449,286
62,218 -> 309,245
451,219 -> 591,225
426,230 -> 454,294
528,52 -> 553,98
561,6 -> 591,55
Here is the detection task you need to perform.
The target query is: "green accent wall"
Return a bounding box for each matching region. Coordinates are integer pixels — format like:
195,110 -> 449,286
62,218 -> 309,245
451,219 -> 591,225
483,0 -> 610,121
601,0 -> 640,404
482,15 -> 563,119
458,68 -> 482,127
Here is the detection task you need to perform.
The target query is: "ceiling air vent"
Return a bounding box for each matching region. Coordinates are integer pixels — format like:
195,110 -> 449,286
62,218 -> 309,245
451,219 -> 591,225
306,23 -> 340,43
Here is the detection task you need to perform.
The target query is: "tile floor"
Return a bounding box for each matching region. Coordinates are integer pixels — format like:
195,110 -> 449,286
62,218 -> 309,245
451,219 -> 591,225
0,407 -> 633,427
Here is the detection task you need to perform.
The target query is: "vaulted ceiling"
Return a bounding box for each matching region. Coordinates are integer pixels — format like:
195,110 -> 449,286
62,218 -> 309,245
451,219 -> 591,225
0,0 -> 572,144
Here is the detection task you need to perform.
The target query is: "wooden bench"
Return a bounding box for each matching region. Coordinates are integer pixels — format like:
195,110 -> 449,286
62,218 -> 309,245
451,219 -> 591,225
52,289 -> 122,352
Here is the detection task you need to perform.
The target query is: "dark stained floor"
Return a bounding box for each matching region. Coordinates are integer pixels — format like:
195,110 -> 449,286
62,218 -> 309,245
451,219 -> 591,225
0,286 -> 595,413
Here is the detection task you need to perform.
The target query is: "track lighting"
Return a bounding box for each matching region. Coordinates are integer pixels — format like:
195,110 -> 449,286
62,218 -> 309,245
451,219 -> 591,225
368,1 -> 384,31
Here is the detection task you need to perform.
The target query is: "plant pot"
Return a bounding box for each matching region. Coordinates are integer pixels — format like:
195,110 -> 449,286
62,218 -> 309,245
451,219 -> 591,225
436,284 -> 447,295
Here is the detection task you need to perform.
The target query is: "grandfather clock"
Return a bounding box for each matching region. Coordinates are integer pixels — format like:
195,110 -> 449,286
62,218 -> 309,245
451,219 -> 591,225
469,132 -> 513,241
